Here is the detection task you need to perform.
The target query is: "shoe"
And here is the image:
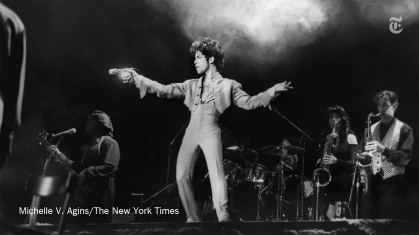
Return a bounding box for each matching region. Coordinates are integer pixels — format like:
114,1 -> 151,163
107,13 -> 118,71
186,218 -> 201,223
219,216 -> 231,222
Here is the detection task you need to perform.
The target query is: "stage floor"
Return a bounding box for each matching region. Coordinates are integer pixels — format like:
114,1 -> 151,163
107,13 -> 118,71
10,219 -> 419,235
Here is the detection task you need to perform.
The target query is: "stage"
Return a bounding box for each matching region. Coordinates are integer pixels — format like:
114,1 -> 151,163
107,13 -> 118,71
1,1 -> 418,235
4,219 -> 418,235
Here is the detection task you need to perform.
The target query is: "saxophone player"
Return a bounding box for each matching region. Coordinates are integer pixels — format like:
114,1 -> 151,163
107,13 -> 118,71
359,91 -> 414,219
320,105 -> 358,220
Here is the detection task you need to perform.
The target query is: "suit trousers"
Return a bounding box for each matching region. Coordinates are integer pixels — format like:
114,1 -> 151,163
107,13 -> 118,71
361,174 -> 404,219
176,102 -> 229,222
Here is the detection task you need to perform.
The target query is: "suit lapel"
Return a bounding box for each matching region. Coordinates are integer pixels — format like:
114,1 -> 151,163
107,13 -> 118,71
214,73 -> 224,95
215,73 -> 232,113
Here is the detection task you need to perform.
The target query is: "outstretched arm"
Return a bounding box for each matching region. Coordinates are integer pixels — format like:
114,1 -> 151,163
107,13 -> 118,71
117,68 -> 189,99
232,81 -> 293,110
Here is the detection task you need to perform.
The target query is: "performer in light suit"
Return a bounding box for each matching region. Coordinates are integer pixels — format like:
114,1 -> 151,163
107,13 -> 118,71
118,37 -> 293,222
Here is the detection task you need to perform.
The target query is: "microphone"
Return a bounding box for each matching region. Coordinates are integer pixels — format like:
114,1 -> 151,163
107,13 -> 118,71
52,128 -> 77,138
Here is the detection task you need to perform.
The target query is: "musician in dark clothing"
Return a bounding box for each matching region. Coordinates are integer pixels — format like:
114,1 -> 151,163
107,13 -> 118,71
49,110 -> 120,223
320,105 -> 358,220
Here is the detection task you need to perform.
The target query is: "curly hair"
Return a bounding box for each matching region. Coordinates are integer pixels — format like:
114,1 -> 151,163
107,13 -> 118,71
190,37 -> 225,73
323,105 -> 355,139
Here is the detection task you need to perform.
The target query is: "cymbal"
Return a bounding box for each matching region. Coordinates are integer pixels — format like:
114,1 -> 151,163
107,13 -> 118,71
261,145 -> 304,156
224,146 -> 257,155
223,145 -> 258,168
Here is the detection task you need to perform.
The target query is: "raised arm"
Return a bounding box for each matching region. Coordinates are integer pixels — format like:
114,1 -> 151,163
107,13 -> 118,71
232,80 -> 293,110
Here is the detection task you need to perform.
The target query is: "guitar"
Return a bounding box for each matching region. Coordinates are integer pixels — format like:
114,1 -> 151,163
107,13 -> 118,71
37,131 -> 77,174
37,131 -> 101,204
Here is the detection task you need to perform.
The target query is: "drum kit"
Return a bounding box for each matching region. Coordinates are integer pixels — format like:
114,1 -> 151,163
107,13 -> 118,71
203,128 -> 315,222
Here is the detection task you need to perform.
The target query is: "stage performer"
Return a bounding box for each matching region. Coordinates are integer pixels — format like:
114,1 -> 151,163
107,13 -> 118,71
359,91 -> 413,219
116,37 -> 292,222
277,139 -> 298,173
48,110 -> 120,223
320,105 -> 358,220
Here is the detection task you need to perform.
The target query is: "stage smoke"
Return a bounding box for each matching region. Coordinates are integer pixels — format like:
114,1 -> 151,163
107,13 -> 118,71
147,0 -> 418,66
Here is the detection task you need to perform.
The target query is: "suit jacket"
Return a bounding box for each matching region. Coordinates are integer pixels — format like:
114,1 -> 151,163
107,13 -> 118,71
134,73 -> 275,114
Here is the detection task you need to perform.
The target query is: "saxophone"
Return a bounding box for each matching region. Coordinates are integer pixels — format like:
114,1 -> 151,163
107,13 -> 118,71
367,113 -> 382,175
359,112 -> 381,194
313,121 -> 340,187
313,121 -> 340,220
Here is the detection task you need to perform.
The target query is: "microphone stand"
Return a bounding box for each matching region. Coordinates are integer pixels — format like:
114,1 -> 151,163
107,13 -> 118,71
26,135 -> 64,224
269,105 -> 313,221
348,153 -> 364,219
347,153 -> 357,219
299,136 -> 307,221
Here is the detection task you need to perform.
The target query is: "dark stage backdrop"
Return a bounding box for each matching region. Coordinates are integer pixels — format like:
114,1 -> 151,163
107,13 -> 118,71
1,0 -> 417,223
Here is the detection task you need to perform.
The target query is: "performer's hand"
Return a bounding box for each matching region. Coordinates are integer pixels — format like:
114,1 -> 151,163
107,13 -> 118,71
118,68 -> 140,84
365,141 -> 385,153
359,150 -> 387,162
358,152 -> 373,159
47,145 -> 60,155
324,154 -> 337,165
328,132 -> 339,139
273,81 -> 293,97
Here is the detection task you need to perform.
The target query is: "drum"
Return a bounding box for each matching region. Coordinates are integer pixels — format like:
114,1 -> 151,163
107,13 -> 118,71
223,159 -> 244,184
283,177 -> 315,220
303,179 -> 314,199
244,164 -> 271,184
233,181 -> 269,221
231,165 -> 272,221
260,176 -> 315,221
198,159 -> 244,221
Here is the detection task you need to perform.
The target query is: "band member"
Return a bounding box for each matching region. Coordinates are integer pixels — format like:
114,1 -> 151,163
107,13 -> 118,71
49,110 -> 120,223
359,91 -> 413,219
321,105 -> 358,219
277,139 -> 298,174
263,139 -> 300,219
0,2 -> 26,169
117,37 -> 292,222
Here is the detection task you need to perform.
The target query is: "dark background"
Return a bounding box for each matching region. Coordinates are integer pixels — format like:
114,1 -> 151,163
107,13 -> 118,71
1,0 -> 417,223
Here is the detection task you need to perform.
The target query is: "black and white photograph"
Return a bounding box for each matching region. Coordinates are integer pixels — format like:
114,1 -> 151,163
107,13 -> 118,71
1,0 -> 418,234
